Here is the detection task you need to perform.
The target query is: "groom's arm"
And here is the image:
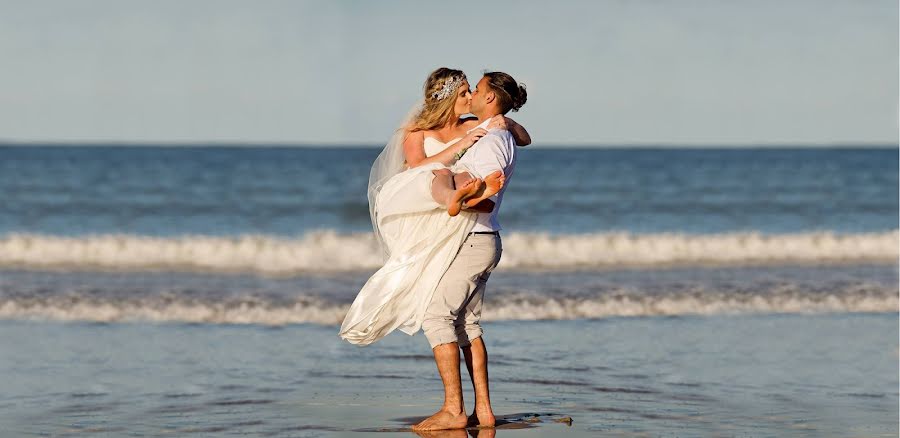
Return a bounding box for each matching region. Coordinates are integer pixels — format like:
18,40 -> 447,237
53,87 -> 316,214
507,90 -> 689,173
466,133 -> 511,181
463,199 -> 495,213
459,134 -> 511,213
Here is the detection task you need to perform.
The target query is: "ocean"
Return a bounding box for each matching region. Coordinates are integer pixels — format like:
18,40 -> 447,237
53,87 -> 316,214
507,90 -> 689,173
1,145 -> 897,436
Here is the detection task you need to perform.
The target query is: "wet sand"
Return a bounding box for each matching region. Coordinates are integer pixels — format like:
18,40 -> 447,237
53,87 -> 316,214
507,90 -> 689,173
1,313 -> 897,436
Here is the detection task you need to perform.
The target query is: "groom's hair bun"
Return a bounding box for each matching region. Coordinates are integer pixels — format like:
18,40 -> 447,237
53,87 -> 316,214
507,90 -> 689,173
483,71 -> 527,114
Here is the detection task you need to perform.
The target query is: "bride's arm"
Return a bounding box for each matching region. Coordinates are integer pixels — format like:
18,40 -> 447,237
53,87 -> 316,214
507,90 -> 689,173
403,128 -> 487,168
508,118 -> 531,146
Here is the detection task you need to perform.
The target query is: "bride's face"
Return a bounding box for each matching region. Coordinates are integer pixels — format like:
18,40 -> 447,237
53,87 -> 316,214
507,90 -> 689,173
452,80 -> 472,116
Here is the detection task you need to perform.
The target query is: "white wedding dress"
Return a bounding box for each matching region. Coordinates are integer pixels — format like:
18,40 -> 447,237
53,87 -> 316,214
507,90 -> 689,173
338,136 -> 477,346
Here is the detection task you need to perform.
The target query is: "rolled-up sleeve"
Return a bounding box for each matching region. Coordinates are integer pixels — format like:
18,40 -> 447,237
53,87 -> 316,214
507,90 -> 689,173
467,133 -> 508,180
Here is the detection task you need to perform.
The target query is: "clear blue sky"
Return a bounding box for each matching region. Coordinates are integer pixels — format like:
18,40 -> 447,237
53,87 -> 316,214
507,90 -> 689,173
0,0 -> 896,145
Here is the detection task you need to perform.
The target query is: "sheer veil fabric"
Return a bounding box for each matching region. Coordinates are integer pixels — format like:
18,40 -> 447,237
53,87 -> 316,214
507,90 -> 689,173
365,100 -> 424,259
339,101 -> 477,346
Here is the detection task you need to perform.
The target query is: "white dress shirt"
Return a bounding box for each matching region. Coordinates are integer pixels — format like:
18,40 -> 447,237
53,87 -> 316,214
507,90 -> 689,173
457,118 -> 518,233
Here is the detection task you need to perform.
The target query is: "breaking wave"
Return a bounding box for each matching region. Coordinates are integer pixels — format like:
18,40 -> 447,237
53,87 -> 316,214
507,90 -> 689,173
0,286 -> 894,325
0,229 -> 896,275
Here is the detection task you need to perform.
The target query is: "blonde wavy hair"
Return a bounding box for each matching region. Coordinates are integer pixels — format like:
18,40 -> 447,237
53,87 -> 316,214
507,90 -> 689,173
408,67 -> 466,133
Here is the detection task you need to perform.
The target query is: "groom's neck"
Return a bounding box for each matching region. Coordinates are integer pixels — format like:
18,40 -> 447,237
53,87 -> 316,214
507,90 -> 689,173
476,109 -> 501,122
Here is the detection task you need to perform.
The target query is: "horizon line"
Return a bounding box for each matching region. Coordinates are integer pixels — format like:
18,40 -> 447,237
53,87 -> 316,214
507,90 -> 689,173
0,140 -> 897,150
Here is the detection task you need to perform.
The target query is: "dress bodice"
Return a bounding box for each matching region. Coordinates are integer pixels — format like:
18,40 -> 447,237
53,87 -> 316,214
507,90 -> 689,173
423,136 -> 462,157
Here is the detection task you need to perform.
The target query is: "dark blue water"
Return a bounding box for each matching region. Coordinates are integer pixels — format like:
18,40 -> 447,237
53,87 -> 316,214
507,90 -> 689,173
1,145 -> 896,237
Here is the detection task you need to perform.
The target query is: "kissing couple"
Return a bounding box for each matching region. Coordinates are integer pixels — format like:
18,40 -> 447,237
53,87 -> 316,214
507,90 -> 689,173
340,67 -> 529,431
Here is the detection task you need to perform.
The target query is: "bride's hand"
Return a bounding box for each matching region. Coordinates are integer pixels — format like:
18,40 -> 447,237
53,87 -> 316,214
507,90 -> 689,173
488,115 -> 511,130
461,128 -> 488,148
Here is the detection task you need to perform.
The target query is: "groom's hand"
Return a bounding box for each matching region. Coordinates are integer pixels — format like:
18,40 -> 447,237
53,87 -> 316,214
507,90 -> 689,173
463,199 -> 495,213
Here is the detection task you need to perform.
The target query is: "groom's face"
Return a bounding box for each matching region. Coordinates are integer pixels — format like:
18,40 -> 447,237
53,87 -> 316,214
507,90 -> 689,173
470,76 -> 491,115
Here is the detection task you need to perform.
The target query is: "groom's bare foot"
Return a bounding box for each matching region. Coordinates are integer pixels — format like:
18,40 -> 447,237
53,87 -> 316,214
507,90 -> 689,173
448,178 -> 483,217
412,408 -> 469,431
412,430 -> 469,438
463,170 -> 505,208
466,406 -> 496,428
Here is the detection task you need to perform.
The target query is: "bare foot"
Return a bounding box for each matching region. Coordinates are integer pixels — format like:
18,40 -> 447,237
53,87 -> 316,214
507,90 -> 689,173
447,178 -> 484,217
412,429 -> 469,438
463,170 -> 505,208
466,407 -> 496,428
412,408 -> 469,431
452,171 -> 475,188
482,170 -> 505,198
432,168 -> 454,178
474,428 -> 497,438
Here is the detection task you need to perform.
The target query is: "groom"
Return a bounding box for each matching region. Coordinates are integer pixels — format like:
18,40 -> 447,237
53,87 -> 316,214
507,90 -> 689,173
413,71 -> 527,431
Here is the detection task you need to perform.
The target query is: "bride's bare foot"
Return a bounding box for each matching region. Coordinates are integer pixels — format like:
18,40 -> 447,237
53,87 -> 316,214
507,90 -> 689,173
448,178 -> 484,217
412,408 -> 469,431
463,170 -> 505,208
482,170 -> 505,198
432,168 -> 454,178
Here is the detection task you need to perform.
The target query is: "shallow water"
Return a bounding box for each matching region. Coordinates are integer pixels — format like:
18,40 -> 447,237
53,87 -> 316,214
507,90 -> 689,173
2,313 -> 896,437
1,145 -> 896,436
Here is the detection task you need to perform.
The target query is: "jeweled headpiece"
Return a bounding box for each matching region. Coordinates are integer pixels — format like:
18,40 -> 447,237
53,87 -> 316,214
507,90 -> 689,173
431,75 -> 465,101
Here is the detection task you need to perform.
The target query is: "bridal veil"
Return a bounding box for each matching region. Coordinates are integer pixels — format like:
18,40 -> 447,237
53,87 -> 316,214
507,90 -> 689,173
340,101 -> 476,345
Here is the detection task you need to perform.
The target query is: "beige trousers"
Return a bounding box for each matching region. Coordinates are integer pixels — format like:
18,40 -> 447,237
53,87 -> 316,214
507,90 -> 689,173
421,233 -> 502,349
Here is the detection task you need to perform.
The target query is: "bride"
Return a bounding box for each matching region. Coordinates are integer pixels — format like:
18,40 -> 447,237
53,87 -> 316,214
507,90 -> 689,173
339,67 -> 531,346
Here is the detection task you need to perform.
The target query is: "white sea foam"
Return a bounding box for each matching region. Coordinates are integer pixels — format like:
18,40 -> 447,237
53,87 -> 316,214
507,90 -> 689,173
0,288 -> 894,325
0,230 -> 896,275
484,288 -> 898,321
